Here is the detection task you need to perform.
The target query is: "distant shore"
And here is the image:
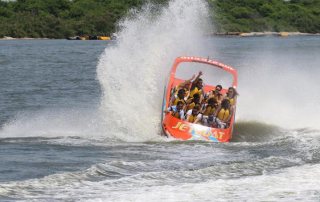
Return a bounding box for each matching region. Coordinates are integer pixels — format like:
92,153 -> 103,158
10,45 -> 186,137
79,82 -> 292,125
0,36 -> 113,40
211,32 -> 320,37
1,32 -> 320,40
0,36 -> 50,40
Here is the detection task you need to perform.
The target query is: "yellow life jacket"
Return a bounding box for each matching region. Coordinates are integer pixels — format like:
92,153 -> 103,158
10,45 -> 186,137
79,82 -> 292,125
229,98 -> 235,105
217,108 -> 230,122
175,86 -> 189,97
225,97 -> 235,105
188,114 -> 198,123
203,105 -> 216,116
189,87 -> 202,98
173,97 -> 185,106
186,102 -> 196,111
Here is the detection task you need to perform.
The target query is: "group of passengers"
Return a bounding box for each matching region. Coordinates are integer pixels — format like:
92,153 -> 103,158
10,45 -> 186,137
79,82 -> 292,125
165,71 -> 238,129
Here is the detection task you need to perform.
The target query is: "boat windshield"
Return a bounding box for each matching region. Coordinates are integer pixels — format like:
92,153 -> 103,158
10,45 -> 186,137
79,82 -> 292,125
175,62 -> 234,88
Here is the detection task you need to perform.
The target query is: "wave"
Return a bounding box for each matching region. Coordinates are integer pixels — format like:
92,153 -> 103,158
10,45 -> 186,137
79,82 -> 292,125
1,140 -> 320,201
231,121 -> 283,142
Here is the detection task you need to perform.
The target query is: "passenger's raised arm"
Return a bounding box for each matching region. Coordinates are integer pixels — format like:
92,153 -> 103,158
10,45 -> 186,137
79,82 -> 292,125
191,71 -> 203,88
186,74 -> 196,83
189,71 -> 204,99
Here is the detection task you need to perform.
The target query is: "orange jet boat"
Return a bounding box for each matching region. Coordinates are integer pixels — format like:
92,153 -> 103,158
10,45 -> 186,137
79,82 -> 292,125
161,56 -> 238,142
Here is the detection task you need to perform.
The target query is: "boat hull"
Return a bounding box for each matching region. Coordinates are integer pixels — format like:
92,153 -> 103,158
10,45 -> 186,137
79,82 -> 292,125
162,113 -> 234,142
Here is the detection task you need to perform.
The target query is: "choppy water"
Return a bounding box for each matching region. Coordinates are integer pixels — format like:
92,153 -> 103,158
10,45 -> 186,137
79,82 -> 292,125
1,0 -> 320,201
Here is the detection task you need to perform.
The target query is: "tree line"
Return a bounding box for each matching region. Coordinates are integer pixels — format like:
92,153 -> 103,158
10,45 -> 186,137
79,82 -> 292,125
0,0 -> 154,38
209,0 -> 320,33
0,0 -> 319,38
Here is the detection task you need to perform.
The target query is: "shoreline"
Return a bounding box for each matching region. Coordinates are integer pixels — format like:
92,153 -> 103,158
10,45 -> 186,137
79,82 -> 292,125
0,36 -> 51,40
1,32 -> 320,40
211,31 -> 320,37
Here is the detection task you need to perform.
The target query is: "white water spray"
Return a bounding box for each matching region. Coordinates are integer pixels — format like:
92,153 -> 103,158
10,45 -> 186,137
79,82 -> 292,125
235,42 -> 320,129
97,0 -> 210,141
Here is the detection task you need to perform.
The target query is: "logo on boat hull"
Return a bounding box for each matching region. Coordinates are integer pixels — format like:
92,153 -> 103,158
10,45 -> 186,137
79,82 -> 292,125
172,122 -> 225,141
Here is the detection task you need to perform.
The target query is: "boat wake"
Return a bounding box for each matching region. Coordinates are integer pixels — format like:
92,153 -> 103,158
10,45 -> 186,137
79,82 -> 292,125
1,126 -> 320,201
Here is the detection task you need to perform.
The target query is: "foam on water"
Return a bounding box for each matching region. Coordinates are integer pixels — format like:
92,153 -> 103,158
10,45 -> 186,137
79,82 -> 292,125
1,128 -> 319,201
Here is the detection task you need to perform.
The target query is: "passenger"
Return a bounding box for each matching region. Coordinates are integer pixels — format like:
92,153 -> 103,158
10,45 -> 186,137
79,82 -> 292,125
165,101 -> 185,120
186,104 -> 202,124
174,74 -> 195,98
202,97 -> 218,116
186,93 -> 201,111
206,84 -> 223,103
224,87 -> 238,106
189,71 -> 204,99
194,98 -> 224,128
170,88 -> 186,106
197,114 -> 226,128
215,99 -> 233,127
